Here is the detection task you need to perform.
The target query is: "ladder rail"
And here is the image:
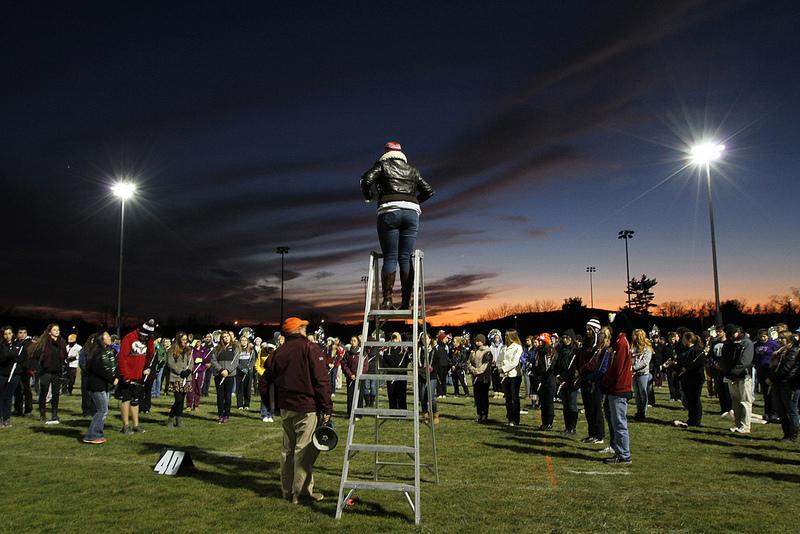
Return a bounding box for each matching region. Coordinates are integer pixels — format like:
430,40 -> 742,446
336,249 -> 436,526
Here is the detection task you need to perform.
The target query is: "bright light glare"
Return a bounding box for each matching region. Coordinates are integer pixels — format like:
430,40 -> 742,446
111,182 -> 136,200
690,142 -> 725,165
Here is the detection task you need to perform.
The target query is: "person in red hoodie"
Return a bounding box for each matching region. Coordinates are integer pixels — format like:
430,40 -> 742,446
116,319 -> 156,435
600,313 -> 633,465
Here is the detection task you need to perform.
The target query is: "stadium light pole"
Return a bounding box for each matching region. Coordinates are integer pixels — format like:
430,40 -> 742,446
586,266 -> 596,309
276,246 -> 290,324
690,142 -> 725,327
111,181 -> 136,339
617,230 -> 634,309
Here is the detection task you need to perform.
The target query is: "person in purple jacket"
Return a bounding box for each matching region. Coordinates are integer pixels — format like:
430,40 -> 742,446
755,329 -> 780,422
187,334 -> 213,411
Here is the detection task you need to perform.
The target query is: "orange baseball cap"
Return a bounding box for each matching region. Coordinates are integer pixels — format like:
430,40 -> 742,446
282,317 -> 309,334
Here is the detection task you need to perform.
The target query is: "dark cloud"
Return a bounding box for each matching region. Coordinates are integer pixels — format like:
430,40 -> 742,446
313,271 -> 335,280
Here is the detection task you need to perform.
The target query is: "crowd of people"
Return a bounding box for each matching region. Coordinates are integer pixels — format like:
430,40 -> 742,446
1,316 -> 798,465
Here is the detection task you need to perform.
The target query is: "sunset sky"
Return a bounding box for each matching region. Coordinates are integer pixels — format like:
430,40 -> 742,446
3,2 -> 799,326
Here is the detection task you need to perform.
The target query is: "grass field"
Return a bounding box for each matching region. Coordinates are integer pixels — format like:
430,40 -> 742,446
2,382 -> 798,534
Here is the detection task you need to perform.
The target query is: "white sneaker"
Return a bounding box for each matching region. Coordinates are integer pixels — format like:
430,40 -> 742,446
721,410 -> 734,420
599,446 -> 614,454
267,416 -> 274,423
262,417 -> 270,423
331,393 -> 335,398
45,419 -> 60,425
520,410 -> 529,415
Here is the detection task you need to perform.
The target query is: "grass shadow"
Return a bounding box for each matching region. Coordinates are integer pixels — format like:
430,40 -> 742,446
30,425 -> 84,441
728,470 -> 800,484
732,452 -> 800,466
136,441 -> 283,498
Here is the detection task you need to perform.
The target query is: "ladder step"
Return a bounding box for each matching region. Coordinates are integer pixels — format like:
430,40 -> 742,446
349,444 -> 416,454
363,341 -> 414,348
358,373 -> 411,381
368,309 -> 414,319
353,408 -> 415,418
342,480 -> 416,493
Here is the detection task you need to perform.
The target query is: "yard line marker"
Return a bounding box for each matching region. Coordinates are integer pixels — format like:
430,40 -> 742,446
566,469 -> 630,476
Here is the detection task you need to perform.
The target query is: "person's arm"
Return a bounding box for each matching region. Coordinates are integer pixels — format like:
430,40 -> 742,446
501,345 -> 521,373
307,343 -> 332,417
416,171 -> 434,203
210,349 -> 223,373
360,163 -> 381,201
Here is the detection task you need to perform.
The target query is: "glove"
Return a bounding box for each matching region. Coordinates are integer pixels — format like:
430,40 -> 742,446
179,369 -> 190,378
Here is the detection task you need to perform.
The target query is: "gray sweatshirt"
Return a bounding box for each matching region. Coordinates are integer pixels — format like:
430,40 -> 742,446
211,342 -> 240,376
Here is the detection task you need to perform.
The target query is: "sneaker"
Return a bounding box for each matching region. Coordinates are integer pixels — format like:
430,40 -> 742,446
721,410 -> 734,420
218,417 -> 224,424
223,416 -> 230,423
123,425 -> 134,435
508,422 -> 516,427
133,425 -> 145,433
731,427 -> 750,434
330,393 -> 335,398
603,456 -> 631,465
599,446 -> 615,454
262,416 -> 270,423
580,436 -> 594,443
520,410 -> 529,415
266,416 -> 274,423
590,438 -> 604,444
45,418 -> 60,425
82,437 -> 107,444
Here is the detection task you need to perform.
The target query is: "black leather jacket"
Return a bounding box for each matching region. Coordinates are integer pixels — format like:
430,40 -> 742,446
360,155 -> 434,205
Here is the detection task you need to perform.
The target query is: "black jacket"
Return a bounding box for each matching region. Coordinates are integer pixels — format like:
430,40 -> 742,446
0,341 -> 25,377
360,155 -> 434,205
721,338 -> 753,381
770,345 -> 798,385
677,345 -> 705,380
86,346 -> 117,392
433,343 -> 450,368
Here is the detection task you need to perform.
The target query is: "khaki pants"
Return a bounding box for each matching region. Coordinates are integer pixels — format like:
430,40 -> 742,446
729,377 -> 753,431
281,409 -> 320,498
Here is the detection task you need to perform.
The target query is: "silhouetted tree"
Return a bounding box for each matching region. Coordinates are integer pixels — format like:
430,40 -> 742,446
625,275 -> 658,315
562,297 -> 586,313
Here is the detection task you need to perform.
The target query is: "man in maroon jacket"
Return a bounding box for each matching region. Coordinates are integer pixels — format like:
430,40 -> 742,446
267,317 -> 332,504
601,313 -> 633,465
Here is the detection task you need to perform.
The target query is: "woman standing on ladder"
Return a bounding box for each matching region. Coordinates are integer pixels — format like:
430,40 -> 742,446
361,141 -> 434,309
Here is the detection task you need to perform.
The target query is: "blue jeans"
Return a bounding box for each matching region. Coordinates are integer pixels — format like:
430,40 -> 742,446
605,394 -> 631,460
633,374 -> 649,418
329,367 -> 338,395
86,390 -> 109,440
151,368 -> 163,398
421,377 -> 438,413
377,209 -> 419,275
363,378 -> 379,399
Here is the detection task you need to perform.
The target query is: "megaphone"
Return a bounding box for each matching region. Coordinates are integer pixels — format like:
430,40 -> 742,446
313,422 -> 338,452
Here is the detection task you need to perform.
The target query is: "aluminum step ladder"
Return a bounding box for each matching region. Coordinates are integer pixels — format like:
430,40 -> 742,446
335,250 -> 439,525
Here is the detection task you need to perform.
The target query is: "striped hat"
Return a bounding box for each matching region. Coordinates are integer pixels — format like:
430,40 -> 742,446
140,319 -> 156,337
586,318 -> 601,333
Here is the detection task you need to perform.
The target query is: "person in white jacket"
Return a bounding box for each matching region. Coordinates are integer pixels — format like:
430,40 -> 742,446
497,329 -> 523,426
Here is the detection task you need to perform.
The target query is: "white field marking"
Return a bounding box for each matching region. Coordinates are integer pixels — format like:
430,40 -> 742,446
565,469 -> 631,476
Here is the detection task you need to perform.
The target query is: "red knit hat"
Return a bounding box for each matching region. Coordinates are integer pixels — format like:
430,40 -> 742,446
384,141 -> 402,152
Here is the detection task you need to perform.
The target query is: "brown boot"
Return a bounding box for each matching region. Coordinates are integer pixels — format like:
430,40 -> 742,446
433,412 -> 440,425
421,412 -> 429,423
399,268 -> 413,309
381,271 -> 396,309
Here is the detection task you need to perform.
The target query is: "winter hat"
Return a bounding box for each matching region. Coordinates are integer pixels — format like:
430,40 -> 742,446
586,318 -> 601,333
384,141 -> 402,152
561,329 -> 576,340
282,317 -> 309,334
139,319 -> 156,337
475,333 -> 486,344
723,324 -> 739,338
538,333 -> 551,345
